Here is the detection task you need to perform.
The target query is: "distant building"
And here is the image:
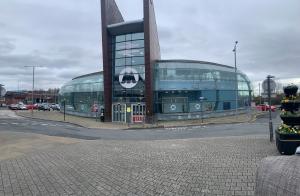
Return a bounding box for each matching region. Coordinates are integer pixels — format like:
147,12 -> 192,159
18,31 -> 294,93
4,89 -> 59,105
0,84 -> 5,105
59,0 -> 252,123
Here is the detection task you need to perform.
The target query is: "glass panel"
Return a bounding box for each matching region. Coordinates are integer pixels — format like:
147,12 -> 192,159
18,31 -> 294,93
126,58 -> 132,65
116,35 -> 125,43
125,42 -> 132,50
115,58 -> 125,67
115,50 -> 125,59
126,34 -> 132,41
131,65 -> 145,74
116,42 -> 126,50
131,48 -> 144,57
132,32 -> 144,40
130,40 -> 144,49
132,57 -> 145,65
114,66 -> 123,76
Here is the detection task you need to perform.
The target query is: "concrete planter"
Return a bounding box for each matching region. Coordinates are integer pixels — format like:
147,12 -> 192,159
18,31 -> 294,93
283,85 -> 298,97
280,115 -> 300,126
276,130 -> 300,155
281,101 -> 300,111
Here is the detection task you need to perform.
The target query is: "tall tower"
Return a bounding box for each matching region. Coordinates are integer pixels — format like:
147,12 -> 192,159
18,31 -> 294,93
101,0 -> 160,123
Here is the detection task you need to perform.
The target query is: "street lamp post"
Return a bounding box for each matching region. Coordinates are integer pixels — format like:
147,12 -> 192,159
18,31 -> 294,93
233,41 -> 238,116
24,65 -> 43,117
267,75 -> 275,142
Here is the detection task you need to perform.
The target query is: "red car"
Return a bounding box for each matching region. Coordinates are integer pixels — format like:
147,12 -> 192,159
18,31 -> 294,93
256,104 -> 276,112
26,104 -> 38,110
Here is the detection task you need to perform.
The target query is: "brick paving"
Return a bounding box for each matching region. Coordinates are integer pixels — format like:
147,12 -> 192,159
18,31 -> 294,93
0,135 -> 278,196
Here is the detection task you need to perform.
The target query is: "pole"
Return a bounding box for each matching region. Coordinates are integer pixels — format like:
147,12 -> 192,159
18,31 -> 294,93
233,41 -> 238,116
24,65 -> 44,116
267,76 -> 274,142
201,101 -> 203,124
63,100 -> 66,121
259,82 -> 261,104
31,67 -> 35,117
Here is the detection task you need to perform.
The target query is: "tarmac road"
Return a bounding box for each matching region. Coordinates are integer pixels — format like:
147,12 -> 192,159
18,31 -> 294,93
0,108 -> 280,140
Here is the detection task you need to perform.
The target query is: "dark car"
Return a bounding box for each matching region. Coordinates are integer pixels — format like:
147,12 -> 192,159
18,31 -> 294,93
38,103 -> 50,111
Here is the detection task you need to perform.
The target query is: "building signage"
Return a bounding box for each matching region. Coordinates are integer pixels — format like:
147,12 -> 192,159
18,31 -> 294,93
133,115 -> 144,123
170,104 -> 176,111
194,104 -> 201,110
119,67 -> 139,89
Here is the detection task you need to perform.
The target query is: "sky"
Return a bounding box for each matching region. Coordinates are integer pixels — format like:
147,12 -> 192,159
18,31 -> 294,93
0,0 -> 299,95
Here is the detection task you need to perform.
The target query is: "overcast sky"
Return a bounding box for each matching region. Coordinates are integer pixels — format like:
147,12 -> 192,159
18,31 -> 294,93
0,0 -> 299,94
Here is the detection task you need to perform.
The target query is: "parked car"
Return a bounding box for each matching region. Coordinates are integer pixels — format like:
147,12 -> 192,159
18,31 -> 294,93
26,104 -> 38,110
9,104 -> 19,110
38,103 -> 50,111
18,104 -> 28,110
256,104 -> 276,112
50,103 -> 60,111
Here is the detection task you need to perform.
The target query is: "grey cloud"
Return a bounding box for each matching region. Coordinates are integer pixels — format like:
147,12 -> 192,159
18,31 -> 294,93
0,0 -> 299,92
0,39 -> 15,54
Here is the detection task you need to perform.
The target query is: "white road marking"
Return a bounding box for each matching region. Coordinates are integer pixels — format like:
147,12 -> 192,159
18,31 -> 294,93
1,120 -> 75,128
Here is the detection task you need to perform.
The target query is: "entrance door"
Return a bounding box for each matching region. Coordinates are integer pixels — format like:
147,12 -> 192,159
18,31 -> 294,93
132,103 -> 146,123
112,103 -> 126,123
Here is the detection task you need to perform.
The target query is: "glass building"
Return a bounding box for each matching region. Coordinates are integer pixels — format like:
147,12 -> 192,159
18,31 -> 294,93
59,0 -> 252,123
154,60 -> 251,121
59,72 -> 104,117
60,60 -> 252,120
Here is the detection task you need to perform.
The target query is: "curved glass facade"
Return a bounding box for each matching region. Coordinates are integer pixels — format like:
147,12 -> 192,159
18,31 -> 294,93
59,60 -> 252,120
59,72 -> 104,117
154,60 -> 252,120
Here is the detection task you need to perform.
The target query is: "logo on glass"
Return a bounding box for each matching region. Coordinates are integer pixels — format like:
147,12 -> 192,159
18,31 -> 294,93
119,67 -> 139,89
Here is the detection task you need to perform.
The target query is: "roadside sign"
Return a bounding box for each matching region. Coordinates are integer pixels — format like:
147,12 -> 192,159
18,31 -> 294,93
262,79 -> 276,92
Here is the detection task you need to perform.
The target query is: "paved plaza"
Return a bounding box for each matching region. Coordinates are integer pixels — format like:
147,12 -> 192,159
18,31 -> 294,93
0,134 -> 278,196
